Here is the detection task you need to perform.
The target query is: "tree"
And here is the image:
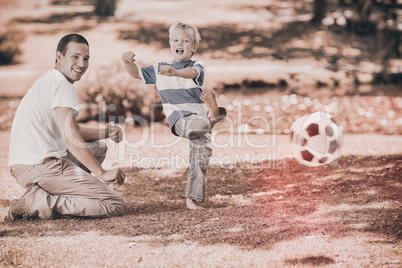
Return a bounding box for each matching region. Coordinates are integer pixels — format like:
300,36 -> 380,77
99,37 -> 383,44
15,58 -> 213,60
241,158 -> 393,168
94,0 -> 117,17
349,0 -> 400,82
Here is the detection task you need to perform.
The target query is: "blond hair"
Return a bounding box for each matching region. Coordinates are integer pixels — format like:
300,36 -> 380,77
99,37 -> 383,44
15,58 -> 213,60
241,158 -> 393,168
169,22 -> 201,47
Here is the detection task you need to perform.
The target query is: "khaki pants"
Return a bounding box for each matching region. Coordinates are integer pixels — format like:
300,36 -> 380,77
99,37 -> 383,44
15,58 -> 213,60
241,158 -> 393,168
9,141 -> 124,219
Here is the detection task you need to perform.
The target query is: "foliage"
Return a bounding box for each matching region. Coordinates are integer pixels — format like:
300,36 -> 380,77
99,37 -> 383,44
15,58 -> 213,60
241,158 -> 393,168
94,0 -> 117,17
78,62 -> 165,125
0,29 -> 25,65
326,0 -> 401,82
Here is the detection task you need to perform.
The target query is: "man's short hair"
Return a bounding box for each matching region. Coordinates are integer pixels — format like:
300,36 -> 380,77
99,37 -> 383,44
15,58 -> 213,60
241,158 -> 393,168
169,22 -> 201,47
57,34 -> 89,55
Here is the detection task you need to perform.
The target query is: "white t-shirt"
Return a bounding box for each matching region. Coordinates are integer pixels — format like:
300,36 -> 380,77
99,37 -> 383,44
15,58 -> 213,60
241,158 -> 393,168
8,69 -> 80,166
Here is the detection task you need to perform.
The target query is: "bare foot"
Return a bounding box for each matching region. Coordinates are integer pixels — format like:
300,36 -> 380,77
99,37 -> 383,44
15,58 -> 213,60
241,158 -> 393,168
200,90 -> 220,121
186,198 -> 205,210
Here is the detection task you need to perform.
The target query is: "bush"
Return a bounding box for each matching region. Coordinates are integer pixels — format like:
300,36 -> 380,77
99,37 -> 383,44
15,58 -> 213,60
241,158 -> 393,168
78,62 -> 165,126
0,29 -> 25,65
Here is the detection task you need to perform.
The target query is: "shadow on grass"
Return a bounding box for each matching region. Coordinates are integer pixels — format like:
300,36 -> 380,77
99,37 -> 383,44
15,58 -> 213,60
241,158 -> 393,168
11,11 -> 99,34
1,154 -> 401,249
118,20 -> 402,94
118,20 -> 321,60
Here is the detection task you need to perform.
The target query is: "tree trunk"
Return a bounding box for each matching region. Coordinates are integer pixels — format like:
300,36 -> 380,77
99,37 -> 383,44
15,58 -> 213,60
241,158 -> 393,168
312,0 -> 326,23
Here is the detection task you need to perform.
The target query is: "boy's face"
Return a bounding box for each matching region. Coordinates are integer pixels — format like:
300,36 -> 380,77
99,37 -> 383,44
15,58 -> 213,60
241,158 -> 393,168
169,29 -> 197,62
56,42 -> 89,84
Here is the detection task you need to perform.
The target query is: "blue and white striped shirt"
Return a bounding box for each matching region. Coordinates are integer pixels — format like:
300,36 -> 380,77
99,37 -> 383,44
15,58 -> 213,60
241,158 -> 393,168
139,60 -> 209,135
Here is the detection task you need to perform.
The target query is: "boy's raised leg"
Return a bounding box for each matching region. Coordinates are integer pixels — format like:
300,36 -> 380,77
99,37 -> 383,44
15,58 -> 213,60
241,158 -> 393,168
200,90 -> 224,122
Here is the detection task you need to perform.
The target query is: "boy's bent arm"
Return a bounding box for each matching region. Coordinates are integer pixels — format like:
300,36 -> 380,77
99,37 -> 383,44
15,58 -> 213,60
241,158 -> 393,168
175,67 -> 199,79
159,65 -> 198,79
123,62 -> 141,79
122,51 -> 141,79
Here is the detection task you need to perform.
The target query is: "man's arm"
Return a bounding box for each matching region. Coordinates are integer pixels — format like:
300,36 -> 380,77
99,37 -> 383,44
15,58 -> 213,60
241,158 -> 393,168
78,123 -> 123,143
122,51 -> 140,79
159,65 -> 198,79
54,107 -> 125,185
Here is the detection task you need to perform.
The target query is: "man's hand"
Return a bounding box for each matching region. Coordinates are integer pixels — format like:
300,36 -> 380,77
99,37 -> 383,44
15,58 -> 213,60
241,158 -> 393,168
159,65 -> 177,76
107,122 -> 123,143
100,168 -> 126,185
122,51 -> 136,64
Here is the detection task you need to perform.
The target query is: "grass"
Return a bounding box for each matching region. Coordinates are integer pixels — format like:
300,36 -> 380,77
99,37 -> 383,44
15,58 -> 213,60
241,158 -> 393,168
0,128 -> 401,267
0,0 -> 401,266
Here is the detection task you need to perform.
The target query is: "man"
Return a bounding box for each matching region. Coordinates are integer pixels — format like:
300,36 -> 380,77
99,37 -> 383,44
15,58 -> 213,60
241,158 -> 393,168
7,34 -> 125,220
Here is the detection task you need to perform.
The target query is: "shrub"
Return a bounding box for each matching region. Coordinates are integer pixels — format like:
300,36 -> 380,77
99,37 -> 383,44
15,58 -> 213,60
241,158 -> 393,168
0,29 -> 25,65
78,62 -> 165,126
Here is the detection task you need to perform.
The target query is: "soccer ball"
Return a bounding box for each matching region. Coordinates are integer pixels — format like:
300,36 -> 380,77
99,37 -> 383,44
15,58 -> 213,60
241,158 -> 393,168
290,111 -> 342,167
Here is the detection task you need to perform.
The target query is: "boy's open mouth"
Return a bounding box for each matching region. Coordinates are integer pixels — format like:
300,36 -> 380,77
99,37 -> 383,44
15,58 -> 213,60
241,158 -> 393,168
176,49 -> 184,54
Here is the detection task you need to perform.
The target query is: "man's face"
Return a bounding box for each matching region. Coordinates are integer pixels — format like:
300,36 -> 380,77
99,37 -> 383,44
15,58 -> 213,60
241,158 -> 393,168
169,29 -> 196,62
56,42 -> 89,84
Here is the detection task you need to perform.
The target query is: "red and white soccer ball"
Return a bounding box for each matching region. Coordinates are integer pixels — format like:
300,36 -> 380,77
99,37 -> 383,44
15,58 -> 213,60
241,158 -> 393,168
290,111 -> 342,167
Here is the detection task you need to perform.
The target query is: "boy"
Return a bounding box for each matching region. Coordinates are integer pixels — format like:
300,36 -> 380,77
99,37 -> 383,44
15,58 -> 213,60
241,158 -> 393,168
122,22 -> 226,209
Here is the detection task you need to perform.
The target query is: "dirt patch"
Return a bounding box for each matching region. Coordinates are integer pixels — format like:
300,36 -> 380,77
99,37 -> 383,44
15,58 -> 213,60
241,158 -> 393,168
286,256 -> 335,266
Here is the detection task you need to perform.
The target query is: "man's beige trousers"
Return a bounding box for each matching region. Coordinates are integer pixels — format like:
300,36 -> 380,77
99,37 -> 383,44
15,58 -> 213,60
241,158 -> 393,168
9,141 -> 124,219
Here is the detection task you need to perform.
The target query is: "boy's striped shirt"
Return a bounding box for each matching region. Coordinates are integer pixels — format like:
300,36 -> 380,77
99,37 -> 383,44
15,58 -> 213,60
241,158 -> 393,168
139,60 -> 208,135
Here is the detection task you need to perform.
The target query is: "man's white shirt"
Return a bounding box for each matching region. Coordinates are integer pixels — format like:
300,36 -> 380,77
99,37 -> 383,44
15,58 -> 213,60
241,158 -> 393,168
8,69 -> 79,166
